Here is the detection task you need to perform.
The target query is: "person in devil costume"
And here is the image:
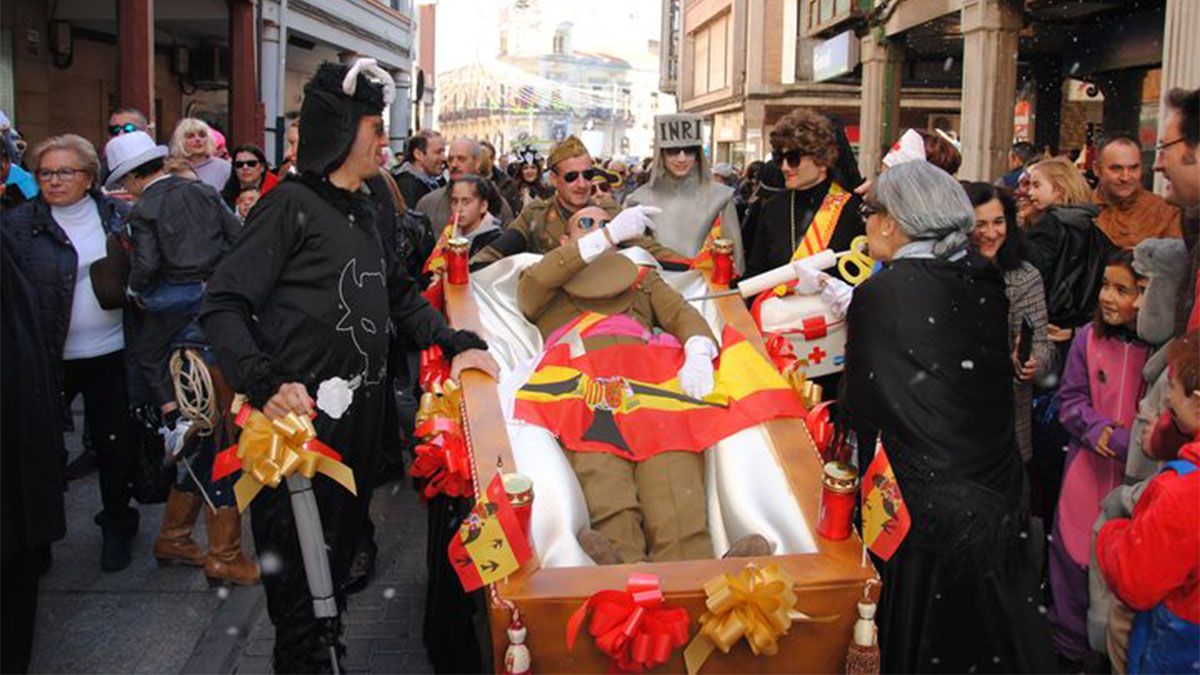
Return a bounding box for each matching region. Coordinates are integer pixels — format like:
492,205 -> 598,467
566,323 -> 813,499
200,60 -> 497,673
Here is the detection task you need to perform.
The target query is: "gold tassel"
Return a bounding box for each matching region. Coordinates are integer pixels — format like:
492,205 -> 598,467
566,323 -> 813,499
845,583 -> 880,675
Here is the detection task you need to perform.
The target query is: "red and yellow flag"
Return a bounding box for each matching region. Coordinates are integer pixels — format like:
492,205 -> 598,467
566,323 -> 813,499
448,474 -> 532,592
688,215 -> 722,271
514,320 -> 806,460
422,222 -> 455,276
861,439 -> 911,561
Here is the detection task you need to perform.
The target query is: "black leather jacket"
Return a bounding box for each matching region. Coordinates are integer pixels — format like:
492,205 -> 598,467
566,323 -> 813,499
127,175 -> 241,292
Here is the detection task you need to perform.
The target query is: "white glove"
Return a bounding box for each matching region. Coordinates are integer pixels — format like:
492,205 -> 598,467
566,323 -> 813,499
606,205 -> 662,244
819,276 -> 854,321
791,261 -> 827,295
678,336 -> 718,400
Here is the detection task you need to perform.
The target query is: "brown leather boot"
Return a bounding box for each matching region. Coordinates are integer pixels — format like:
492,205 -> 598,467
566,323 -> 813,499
578,528 -> 625,565
153,488 -> 206,566
723,534 -> 775,559
204,507 -> 260,585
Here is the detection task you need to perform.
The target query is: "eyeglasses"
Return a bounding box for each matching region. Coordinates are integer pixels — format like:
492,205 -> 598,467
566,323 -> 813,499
1155,137 -> 1187,153
577,217 -> 610,231
858,202 -> 881,219
233,159 -> 260,169
558,168 -> 600,184
36,167 -> 86,182
665,147 -> 699,158
108,123 -> 140,137
772,149 -> 804,167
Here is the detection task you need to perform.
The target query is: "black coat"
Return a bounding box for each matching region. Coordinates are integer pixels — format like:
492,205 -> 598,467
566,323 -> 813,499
841,254 -> 1053,673
1,227 -> 67,556
3,191 -> 130,388
1026,204 -> 1115,330
393,167 -> 436,212
127,175 -> 242,292
744,177 -> 864,280
200,175 -> 485,669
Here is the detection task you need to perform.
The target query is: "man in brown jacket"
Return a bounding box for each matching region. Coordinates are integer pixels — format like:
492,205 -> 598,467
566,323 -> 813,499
1093,133 -> 1182,248
517,205 -> 768,564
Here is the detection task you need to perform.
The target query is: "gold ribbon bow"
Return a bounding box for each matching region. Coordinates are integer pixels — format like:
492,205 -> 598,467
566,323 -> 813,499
415,379 -> 462,428
683,563 -> 837,674
231,409 -> 357,512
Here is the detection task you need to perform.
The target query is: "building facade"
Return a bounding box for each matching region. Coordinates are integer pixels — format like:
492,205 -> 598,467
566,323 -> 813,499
664,0 -> 1200,182
1,0 -> 418,164
437,0 -> 672,160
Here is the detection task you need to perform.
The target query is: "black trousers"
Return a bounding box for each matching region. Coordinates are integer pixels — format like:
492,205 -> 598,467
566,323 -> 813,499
0,546 -> 45,674
62,351 -> 136,524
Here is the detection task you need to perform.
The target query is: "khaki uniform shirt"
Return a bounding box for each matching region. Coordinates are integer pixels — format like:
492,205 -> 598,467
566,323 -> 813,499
517,242 -> 713,349
471,197 -> 685,266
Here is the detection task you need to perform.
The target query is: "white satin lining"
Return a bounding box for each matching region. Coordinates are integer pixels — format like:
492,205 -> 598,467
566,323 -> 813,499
467,251 -> 817,568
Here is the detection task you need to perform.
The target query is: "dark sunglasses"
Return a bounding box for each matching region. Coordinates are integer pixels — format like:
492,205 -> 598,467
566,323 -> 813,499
108,123 -> 140,137
577,217 -> 610,231
772,149 -> 804,167
233,159 -> 261,169
558,168 -> 600,184
858,202 -> 881,218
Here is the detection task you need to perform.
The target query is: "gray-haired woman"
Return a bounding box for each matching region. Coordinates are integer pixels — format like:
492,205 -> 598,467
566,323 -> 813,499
835,161 -> 1055,673
5,134 -> 139,572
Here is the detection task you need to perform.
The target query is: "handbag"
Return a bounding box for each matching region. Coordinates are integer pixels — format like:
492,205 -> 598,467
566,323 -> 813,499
89,231 -> 132,310
127,405 -> 174,504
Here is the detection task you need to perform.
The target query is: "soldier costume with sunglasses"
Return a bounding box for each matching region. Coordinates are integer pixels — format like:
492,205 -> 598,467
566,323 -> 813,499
470,135 -> 684,267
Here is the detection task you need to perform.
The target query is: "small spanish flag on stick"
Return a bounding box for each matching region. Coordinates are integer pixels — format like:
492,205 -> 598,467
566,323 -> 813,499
448,474 -> 533,592
860,439 -> 911,561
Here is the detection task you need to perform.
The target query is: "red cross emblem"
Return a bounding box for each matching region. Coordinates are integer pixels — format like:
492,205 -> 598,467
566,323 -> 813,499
808,346 -> 827,364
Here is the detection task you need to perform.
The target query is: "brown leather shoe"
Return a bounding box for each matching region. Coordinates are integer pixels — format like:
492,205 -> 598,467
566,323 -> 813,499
204,507 -> 260,585
578,528 -> 624,565
723,534 -> 775,559
153,488 -> 206,566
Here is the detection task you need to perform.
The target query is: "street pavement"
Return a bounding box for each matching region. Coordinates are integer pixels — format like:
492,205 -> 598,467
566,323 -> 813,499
29,405 -> 433,674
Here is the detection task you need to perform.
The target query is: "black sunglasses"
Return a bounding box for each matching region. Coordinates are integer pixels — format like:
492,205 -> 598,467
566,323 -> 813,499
233,159 -> 261,169
772,148 -> 804,167
859,202 -> 881,218
558,168 -> 600,184
577,217 -> 610,231
108,123 -> 140,137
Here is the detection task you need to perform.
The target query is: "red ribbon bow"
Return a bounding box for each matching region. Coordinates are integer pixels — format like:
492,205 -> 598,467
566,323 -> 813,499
420,344 -> 451,391
763,332 -> 799,373
567,573 -> 691,673
409,416 -> 472,500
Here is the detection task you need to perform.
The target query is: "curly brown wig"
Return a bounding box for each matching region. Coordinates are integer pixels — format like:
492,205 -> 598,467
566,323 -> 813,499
768,109 -> 838,167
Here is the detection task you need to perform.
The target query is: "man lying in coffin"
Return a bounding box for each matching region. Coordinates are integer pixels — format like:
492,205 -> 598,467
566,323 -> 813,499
514,205 -> 776,564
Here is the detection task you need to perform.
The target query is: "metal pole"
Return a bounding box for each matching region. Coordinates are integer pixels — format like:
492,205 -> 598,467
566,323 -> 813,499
285,473 -> 341,674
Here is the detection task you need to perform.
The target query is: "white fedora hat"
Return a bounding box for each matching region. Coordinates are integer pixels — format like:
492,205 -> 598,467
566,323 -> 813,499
104,131 -> 168,189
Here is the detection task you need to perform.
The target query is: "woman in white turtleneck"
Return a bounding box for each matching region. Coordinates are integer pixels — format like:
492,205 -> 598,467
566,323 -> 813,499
7,134 -> 139,572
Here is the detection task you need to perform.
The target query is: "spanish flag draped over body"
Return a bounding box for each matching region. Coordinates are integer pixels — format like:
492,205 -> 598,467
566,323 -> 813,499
514,313 -> 807,459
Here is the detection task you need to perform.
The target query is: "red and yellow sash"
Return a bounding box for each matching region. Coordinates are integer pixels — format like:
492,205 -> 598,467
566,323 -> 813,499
790,182 -> 851,262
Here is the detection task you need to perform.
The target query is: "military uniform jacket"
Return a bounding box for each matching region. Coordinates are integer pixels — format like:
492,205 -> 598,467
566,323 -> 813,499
472,197 -> 685,267
517,241 -> 714,349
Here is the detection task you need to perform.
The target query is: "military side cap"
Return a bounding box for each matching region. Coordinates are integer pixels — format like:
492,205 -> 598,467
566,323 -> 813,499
655,113 -> 704,149
548,135 -> 590,169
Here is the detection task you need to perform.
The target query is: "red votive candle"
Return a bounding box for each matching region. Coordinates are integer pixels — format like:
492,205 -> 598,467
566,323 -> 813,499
446,237 -> 470,285
817,461 -> 859,540
712,238 -> 734,286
